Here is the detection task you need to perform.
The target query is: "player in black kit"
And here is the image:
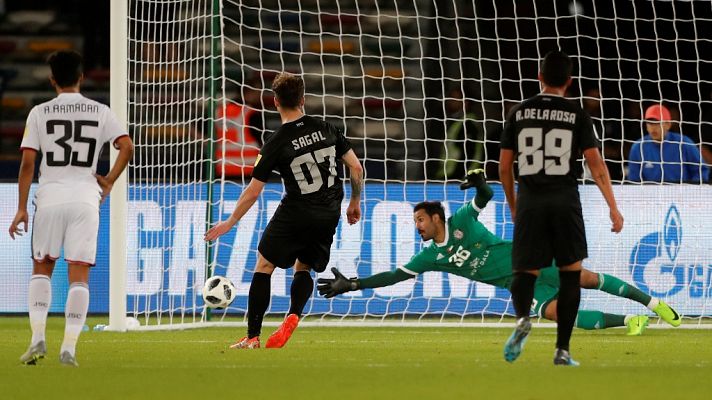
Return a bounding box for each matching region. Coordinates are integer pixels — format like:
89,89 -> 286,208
205,72 -> 363,349
499,51 -> 624,366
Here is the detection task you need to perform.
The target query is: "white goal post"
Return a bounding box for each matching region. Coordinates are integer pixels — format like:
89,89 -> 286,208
108,0 -> 128,332
109,0 -> 712,331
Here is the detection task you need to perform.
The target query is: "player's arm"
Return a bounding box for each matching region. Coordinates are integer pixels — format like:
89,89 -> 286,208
96,136 -> 134,202
341,149 -> 363,225
205,137 -> 278,242
204,177 -> 266,241
9,149 -> 37,239
499,149 -> 516,220
317,267 -> 413,298
584,147 -> 623,233
460,169 -> 493,210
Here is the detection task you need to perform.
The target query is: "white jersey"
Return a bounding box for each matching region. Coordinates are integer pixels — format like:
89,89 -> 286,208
20,92 -> 127,210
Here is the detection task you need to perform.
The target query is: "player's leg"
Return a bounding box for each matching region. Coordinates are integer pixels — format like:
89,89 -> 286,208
249,255 -> 276,338
289,260 -> 313,318
20,260 -> 56,365
59,203 -> 99,366
579,269 -> 651,334
59,263 -> 91,367
581,268 -> 680,327
509,207 -> 547,321
504,271 -> 536,363
288,216 -> 336,318
581,268 -> 651,304
550,202 -> 589,366
505,207 -> 548,362
266,213 -> 337,349
230,253 -> 276,349
510,271 -> 538,320
539,267 -> 645,333
264,260 -> 311,349
553,261 -> 582,366
543,300 -> 649,335
21,205 -> 62,365
234,208 -> 299,349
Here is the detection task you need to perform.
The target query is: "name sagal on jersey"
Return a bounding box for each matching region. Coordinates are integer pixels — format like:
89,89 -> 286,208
292,130 -> 327,150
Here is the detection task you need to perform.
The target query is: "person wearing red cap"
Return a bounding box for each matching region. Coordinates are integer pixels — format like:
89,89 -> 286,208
628,104 -> 709,183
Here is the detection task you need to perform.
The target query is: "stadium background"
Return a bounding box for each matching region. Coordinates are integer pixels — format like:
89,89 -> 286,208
2,0 -> 711,180
0,0 -> 711,320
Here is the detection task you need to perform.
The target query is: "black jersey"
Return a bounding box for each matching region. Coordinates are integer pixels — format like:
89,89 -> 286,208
500,94 -> 599,197
251,115 -> 352,207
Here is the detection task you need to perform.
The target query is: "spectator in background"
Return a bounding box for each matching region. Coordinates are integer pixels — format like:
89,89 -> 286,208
215,80 -> 266,178
699,88 -> 712,166
435,87 -> 484,181
628,104 -> 709,183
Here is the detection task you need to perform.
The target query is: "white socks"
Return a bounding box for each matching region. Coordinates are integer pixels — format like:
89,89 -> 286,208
28,274 -> 52,345
647,297 -> 660,311
60,282 -> 90,356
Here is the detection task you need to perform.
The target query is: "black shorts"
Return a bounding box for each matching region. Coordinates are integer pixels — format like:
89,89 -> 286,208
512,204 -> 588,270
258,202 -> 340,272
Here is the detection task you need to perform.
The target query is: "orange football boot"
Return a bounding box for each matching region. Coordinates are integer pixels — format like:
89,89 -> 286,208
265,314 -> 300,348
230,336 -> 260,349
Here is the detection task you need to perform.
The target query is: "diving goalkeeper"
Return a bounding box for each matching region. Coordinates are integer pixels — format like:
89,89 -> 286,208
317,170 -> 681,334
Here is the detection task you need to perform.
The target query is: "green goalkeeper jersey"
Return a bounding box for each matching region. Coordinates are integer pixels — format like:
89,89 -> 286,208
400,198 -> 514,288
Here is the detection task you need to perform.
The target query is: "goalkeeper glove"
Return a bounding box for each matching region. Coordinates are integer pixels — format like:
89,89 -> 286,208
316,267 -> 359,298
459,168 -> 486,190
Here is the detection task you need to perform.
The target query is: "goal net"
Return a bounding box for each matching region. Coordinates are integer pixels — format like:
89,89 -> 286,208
116,0 -> 712,330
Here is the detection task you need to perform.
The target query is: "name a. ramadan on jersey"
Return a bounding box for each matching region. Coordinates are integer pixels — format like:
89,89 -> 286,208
515,108 -> 576,124
292,130 -> 327,150
44,104 -> 99,114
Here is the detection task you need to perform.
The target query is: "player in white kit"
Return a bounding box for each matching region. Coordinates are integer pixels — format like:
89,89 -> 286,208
8,50 -> 134,367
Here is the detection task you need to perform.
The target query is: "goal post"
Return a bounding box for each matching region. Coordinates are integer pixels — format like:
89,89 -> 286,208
110,0 -> 712,330
108,0 -> 128,333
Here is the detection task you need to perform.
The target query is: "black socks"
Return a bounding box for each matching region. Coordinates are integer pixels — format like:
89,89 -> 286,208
510,271 -> 537,319
556,270 -> 582,351
247,272 -> 271,338
288,271 -> 314,317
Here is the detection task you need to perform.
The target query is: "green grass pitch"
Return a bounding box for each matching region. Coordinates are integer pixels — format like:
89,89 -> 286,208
1,316 -> 711,400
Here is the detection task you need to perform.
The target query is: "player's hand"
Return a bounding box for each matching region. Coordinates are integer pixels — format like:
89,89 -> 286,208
204,218 -> 236,242
316,267 -> 359,298
459,169 -> 486,190
8,209 -> 28,240
346,200 -> 361,225
95,174 -> 114,204
610,208 -> 624,233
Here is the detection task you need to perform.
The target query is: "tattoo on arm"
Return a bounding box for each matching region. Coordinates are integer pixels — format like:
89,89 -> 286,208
350,173 -> 362,200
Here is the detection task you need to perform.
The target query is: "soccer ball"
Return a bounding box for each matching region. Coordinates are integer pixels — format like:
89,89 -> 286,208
201,276 -> 236,309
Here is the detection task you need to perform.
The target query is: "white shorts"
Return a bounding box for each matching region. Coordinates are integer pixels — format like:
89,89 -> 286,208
31,203 -> 100,266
